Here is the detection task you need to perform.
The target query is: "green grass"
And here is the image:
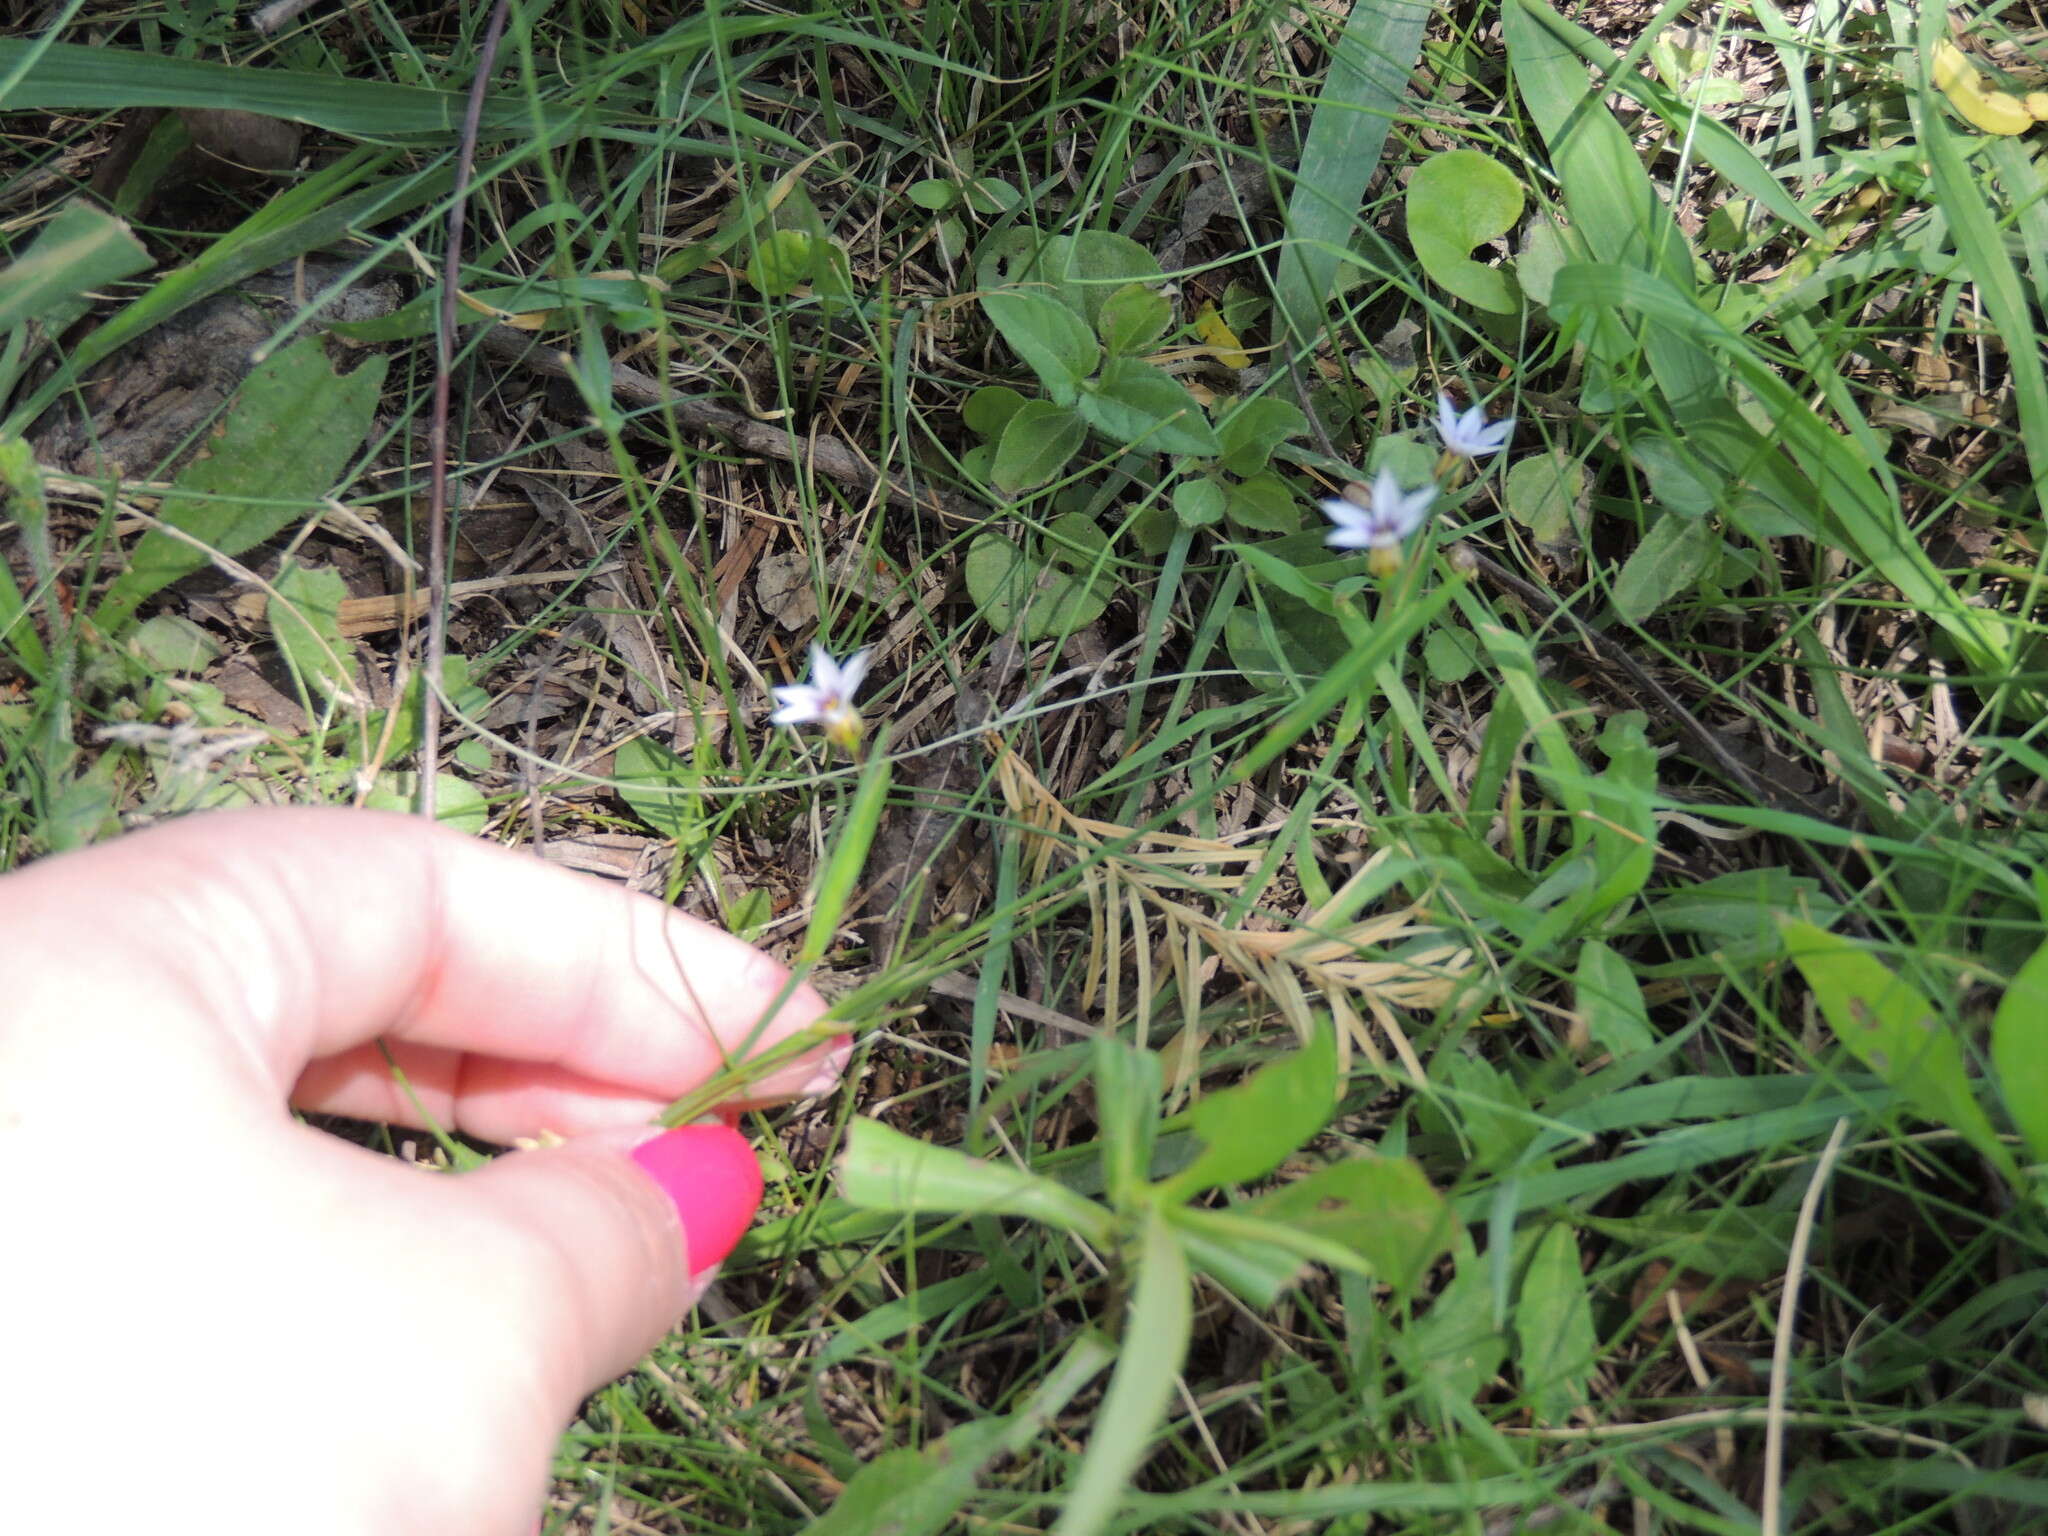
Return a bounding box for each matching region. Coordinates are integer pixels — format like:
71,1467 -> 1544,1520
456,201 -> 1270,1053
8,0 -> 2048,1531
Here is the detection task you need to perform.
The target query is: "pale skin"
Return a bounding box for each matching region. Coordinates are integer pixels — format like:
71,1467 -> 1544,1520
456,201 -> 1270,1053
0,808 -> 847,1535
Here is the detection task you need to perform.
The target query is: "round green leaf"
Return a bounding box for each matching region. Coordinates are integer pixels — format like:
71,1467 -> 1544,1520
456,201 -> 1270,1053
1060,230 -> 1164,328
364,771 -> 488,834
744,228 -> 816,296
962,176 -> 1021,215
1405,148 -> 1525,314
964,513 -> 1114,640
1130,501 -> 1177,556
975,229 -> 1073,302
906,177 -> 959,210
1097,282 -> 1172,355
1217,395 -> 1309,476
934,215 -> 968,265
131,614 -> 221,674
1223,470 -> 1300,533
1503,449 -> 1585,547
1172,478 -> 1225,528
1423,626 -> 1481,683
964,384 -> 1028,439
993,400 -> 1087,492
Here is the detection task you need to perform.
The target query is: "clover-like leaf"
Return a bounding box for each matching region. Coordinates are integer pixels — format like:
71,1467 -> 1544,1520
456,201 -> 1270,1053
964,512 -> 1115,640
1405,148 -> 1525,314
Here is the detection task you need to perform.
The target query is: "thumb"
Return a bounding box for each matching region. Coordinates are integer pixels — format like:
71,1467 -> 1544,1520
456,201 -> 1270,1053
458,1123 -> 764,1394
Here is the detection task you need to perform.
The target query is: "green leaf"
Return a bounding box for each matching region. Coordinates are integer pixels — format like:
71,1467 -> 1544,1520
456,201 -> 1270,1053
362,771 -> 488,833
129,614 -> 220,675
1243,1153 -> 1460,1297
1216,396 -> 1309,476
1077,357 -> 1219,456
615,736 -> 707,850
1051,1208 -> 1190,1536
268,563 -> 358,703
1503,449 -> 1584,547
1991,936 -> 2048,1165
992,400 -> 1087,492
1157,1026 -> 1336,1201
1097,282 -> 1172,355
1513,1224 -> 1598,1425
1172,478 -> 1225,528
839,1117 -> 1116,1246
1059,231 -> 1164,329
1609,512 -> 1718,624
1582,709 -> 1658,922
1093,1036 -> 1163,1205
744,229 -> 816,295
982,289 -> 1100,405
1779,920 -> 2015,1179
1276,0 -> 1430,341
95,337 -> 387,631
963,383 -> 1028,439
0,39 -> 587,143
1423,626 -> 1481,684
906,177 -> 959,210
963,513 -> 1114,641
799,739 -> 894,967
806,1332 -> 1114,1536
1575,940 -> 1656,1060
962,176 -> 1021,215
1398,1239 -> 1506,1415
0,201 -> 151,337
1405,148 -> 1525,314
1222,470 -> 1300,533
1167,1213 -> 1309,1310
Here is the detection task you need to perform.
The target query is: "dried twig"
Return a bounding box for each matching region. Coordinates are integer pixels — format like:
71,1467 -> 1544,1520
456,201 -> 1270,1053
476,326 -> 983,529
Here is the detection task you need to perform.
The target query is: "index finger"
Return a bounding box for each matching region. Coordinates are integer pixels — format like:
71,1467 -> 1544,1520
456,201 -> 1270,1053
0,807 -> 837,1136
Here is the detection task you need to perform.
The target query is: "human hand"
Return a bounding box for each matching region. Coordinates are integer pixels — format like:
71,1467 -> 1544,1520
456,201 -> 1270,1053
0,808 -> 847,1535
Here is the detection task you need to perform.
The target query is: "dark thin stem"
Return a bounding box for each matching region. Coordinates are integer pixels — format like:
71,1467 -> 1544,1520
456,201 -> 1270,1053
420,0 -> 513,823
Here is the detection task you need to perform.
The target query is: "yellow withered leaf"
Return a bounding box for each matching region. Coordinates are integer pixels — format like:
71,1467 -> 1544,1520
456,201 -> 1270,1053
1931,39 -> 2035,136
1193,302 -> 1250,369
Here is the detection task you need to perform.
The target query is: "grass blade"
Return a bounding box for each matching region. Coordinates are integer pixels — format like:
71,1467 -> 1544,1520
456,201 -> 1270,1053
1274,0 -> 1430,343
1051,1207 -> 1191,1536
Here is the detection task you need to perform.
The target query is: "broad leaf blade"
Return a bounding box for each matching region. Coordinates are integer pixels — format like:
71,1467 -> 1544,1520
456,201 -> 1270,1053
94,337 -> 386,630
1780,920 -> 2015,1180
1991,936 -> 2048,1165
1051,1209 -> 1190,1536
1275,0 -> 1430,342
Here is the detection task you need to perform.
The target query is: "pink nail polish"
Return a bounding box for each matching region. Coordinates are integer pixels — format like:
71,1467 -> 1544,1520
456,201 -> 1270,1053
628,1124 -> 763,1276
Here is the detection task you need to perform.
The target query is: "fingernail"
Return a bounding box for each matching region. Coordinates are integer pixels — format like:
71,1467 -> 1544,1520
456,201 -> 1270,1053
628,1124 -> 764,1277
